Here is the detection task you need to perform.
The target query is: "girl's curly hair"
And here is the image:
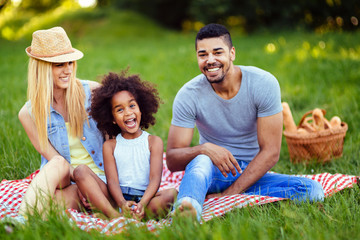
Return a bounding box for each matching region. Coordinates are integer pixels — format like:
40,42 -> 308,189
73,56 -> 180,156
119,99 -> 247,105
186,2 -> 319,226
90,71 -> 162,138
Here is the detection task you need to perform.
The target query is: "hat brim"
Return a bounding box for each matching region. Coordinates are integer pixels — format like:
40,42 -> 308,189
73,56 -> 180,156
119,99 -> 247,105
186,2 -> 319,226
25,47 -> 84,63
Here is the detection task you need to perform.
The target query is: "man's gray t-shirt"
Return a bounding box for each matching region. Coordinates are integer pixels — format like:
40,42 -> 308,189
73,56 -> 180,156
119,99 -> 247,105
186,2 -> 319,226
171,65 -> 282,162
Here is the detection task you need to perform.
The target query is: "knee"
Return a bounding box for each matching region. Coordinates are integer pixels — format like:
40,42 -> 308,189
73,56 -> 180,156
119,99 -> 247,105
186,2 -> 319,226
46,156 -> 70,175
148,188 -> 178,216
73,164 -> 91,182
162,188 -> 178,205
183,155 -> 214,185
186,154 -> 213,173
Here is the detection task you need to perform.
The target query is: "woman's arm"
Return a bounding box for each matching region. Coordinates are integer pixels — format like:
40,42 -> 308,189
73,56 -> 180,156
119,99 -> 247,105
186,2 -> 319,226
19,104 -> 76,178
87,80 -> 101,91
18,105 -> 62,158
136,135 -> 163,218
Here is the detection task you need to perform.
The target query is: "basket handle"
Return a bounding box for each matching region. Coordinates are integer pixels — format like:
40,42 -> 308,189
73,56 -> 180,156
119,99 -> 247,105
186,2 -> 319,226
298,110 -> 313,127
323,118 -> 332,129
298,109 -> 326,127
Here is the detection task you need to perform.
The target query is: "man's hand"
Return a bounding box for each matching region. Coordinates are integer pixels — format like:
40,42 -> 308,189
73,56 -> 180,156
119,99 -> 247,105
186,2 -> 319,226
206,186 -> 241,199
206,192 -> 223,199
202,143 -> 242,177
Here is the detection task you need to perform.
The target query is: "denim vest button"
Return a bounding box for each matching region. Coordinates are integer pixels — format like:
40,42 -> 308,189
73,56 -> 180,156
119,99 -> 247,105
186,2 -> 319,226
99,162 -> 103,166
91,150 -> 95,154
82,136 -> 86,141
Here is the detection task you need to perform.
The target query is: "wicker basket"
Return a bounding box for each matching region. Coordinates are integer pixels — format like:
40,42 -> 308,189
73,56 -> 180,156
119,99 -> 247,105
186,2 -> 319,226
283,110 -> 348,164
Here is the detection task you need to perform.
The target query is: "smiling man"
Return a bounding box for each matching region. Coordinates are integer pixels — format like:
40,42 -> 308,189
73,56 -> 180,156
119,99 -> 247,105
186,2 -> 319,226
166,23 -> 324,221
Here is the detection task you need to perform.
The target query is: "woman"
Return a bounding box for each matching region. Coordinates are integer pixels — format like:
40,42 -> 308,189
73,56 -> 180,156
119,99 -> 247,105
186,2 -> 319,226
18,26 -> 111,217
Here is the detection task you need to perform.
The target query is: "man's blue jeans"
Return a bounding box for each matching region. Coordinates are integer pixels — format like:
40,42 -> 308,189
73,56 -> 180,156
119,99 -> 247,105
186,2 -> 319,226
175,154 -> 325,221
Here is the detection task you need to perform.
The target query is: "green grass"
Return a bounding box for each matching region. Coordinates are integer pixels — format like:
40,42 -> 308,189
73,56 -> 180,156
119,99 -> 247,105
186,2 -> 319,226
1,8 -> 360,239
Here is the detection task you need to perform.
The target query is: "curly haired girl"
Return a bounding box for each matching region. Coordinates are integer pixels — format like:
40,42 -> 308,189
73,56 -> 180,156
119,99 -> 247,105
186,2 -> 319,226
75,71 -> 177,220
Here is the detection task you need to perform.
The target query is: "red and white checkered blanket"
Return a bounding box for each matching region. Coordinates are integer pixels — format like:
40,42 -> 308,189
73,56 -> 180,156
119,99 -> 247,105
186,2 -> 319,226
1,158 -> 358,234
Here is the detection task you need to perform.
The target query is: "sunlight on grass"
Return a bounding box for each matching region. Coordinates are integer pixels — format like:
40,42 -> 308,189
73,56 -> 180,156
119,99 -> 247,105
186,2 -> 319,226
0,0 -> 82,40
78,0 -> 96,8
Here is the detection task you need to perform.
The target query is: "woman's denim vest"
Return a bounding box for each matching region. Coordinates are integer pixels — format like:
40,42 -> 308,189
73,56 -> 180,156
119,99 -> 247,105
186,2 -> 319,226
26,80 -> 104,170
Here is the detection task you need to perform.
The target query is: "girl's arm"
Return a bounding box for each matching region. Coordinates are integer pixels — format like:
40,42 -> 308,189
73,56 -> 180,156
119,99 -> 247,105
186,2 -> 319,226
103,139 -> 128,209
135,135 -> 163,218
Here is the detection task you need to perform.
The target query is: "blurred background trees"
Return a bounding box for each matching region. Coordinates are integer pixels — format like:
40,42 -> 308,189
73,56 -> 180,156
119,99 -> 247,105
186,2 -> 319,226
0,0 -> 359,40
99,0 -> 360,31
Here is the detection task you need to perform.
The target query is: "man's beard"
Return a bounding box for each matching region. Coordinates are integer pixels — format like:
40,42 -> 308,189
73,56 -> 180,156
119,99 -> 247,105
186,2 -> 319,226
206,75 -> 225,84
204,64 -> 226,84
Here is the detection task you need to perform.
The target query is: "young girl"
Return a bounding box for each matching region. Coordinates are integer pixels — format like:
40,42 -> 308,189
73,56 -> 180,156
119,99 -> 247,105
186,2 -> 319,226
76,71 -> 177,220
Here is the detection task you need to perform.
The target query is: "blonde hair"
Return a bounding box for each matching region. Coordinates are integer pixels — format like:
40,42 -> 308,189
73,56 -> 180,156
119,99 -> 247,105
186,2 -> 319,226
27,58 -> 88,151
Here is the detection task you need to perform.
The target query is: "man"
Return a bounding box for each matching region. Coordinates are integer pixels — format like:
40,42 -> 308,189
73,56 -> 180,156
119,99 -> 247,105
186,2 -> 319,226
166,23 -> 324,221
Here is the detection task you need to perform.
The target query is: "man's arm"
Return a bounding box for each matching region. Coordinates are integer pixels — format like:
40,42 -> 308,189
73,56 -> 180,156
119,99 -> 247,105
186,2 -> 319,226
166,125 -> 199,171
207,112 -> 283,197
166,125 -> 241,176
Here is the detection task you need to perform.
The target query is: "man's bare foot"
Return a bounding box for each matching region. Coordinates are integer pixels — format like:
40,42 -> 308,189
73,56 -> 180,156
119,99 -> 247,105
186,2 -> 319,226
173,201 -> 197,219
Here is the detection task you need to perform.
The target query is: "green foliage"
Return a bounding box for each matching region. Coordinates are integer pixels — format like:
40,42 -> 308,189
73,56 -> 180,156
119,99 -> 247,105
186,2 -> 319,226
187,0 -> 360,32
98,0 -> 360,31
0,0 -> 9,11
107,0 -> 191,29
1,7 -> 360,239
0,0 -> 83,40
1,0 -> 359,32
18,0 -> 63,13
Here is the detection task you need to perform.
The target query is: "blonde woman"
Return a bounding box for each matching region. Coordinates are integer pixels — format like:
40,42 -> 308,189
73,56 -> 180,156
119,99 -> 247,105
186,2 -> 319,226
18,27 -> 115,218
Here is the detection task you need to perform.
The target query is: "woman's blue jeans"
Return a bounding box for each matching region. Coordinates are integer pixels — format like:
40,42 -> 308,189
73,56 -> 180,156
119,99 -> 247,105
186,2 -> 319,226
175,154 -> 324,221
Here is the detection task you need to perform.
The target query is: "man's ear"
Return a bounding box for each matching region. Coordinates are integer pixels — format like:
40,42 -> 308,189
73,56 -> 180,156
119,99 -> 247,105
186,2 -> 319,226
230,46 -> 236,62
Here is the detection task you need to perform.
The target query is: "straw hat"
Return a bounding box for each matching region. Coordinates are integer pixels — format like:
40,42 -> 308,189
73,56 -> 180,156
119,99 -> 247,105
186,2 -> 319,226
25,26 -> 83,63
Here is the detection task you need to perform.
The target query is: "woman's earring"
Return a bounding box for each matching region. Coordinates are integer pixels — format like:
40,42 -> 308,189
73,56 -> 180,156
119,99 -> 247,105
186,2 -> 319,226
113,121 -> 116,124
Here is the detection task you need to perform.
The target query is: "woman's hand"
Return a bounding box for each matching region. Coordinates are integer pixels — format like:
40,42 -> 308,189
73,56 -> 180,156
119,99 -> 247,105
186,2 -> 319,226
77,188 -> 91,209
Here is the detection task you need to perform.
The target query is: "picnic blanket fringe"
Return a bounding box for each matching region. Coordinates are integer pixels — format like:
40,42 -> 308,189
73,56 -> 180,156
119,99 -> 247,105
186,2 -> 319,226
1,158 -> 358,235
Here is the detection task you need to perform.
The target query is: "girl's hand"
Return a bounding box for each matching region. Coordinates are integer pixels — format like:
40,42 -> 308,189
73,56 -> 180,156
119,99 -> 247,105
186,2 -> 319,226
134,202 -> 145,220
121,201 -> 136,215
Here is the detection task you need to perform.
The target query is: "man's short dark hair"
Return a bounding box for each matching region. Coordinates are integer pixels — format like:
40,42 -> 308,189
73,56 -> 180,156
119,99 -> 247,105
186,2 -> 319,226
195,23 -> 233,50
